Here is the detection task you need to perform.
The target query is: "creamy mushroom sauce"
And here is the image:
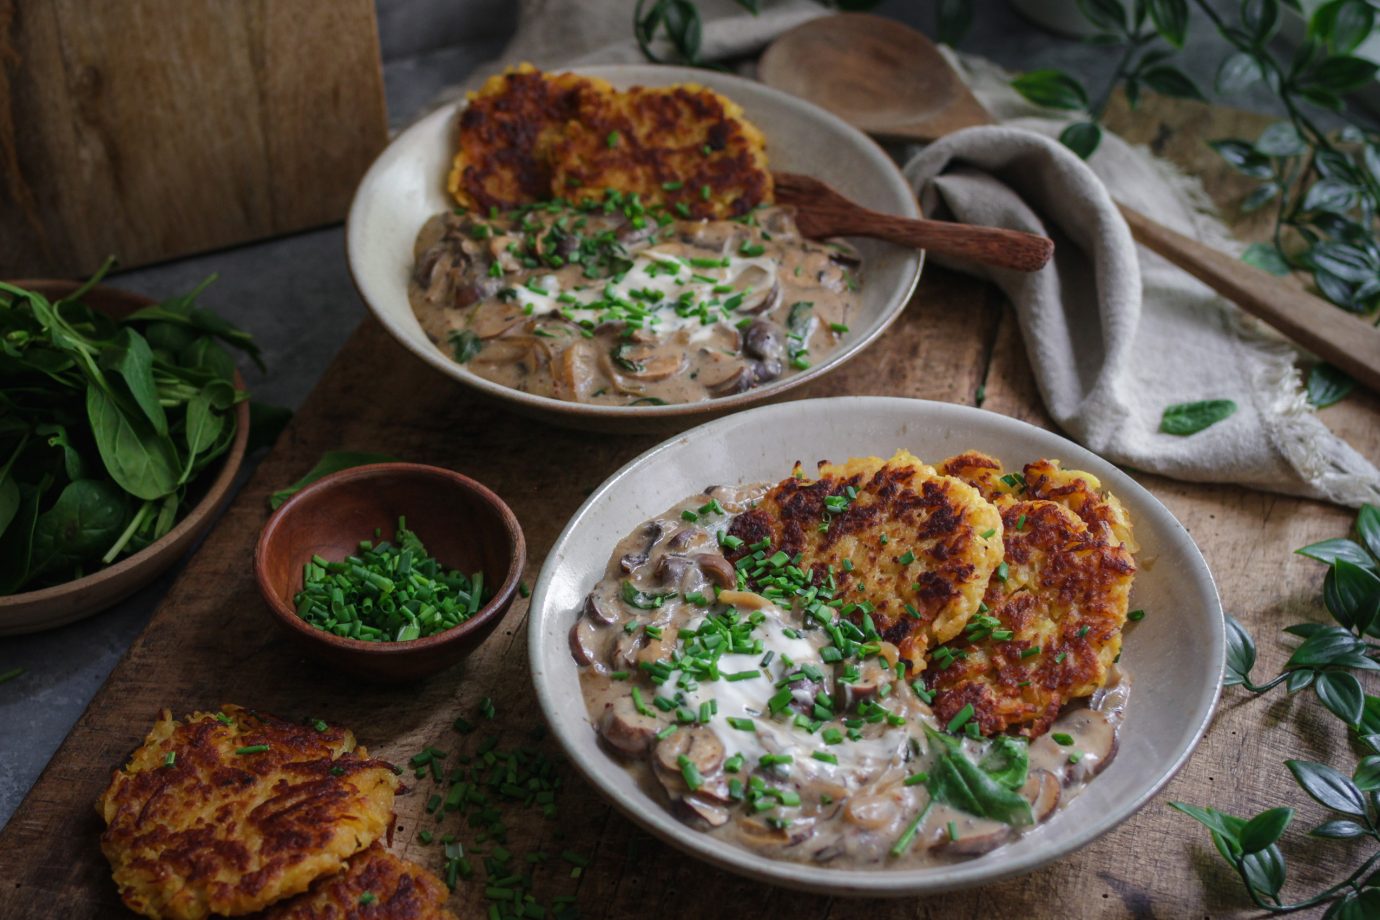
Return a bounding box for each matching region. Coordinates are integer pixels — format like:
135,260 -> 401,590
572,483 -> 1131,867
409,202 -> 860,405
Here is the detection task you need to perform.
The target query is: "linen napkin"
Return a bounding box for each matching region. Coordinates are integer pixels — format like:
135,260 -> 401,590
459,1 -> 1380,508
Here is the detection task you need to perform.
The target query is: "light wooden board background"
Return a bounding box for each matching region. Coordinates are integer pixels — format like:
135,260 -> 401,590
0,93 -> 1376,918
0,0 -> 388,278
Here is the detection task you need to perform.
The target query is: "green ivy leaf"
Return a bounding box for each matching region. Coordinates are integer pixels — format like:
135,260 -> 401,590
1059,121 -> 1103,159
1242,843 -> 1287,900
1011,69 -> 1089,110
1146,0 -> 1188,46
1310,817 -> 1369,837
1352,755 -> 1380,791
1357,504 -> 1380,561
1160,399 -> 1238,436
1315,670 -> 1365,726
1239,807 -> 1293,853
1211,139 -> 1275,178
1217,51 -> 1266,93
1307,55 -> 1380,94
1255,121 -> 1307,156
1240,183 -> 1280,213
1286,625 -> 1365,668
1169,802 -> 1244,852
1287,667 -> 1316,692
1306,363 -> 1356,409
1302,179 -> 1362,214
1297,537 -> 1376,570
1324,560 -> 1380,634
1286,759 -> 1367,816
1242,242 -> 1291,275
1242,0 -> 1282,43
1311,0 -> 1376,55
1077,0 -> 1127,33
1140,65 -> 1207,100
1224,613 -> 1257,686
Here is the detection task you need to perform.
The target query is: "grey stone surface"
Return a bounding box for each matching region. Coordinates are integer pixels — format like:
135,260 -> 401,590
0,0 -> 1300,828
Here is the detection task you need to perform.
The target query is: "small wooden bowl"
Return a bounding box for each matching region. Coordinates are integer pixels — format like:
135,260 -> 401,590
0,280 -> 250,636
254,463 -> 526,682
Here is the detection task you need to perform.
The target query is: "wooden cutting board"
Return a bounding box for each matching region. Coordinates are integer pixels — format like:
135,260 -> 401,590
1,94 -> 1377,918
0,0 -> 388,278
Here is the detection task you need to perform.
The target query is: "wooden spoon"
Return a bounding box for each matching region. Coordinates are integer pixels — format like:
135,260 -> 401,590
774,172 -> 1053,272
761,13 -> 1380,393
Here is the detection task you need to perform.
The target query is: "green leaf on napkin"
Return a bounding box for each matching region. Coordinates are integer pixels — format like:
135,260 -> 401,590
1059,121 -> 1102,159
1306,362 -> 1354,408
1159,399 -> 1238,436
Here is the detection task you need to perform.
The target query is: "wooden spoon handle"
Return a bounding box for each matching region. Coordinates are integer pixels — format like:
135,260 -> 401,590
830,212 -> 1054,272
1117,203 -> 1380,392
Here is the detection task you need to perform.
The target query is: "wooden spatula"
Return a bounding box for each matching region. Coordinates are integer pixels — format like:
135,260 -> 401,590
773,172 -> 1054,272
760,13 -> 1380,393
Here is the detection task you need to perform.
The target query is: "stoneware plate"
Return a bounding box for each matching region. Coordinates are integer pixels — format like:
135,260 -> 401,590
528,396 -> 1224,896
347,65 -> 922,433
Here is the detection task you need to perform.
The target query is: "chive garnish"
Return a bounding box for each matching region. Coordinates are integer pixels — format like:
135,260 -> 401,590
235,744 -> 269,755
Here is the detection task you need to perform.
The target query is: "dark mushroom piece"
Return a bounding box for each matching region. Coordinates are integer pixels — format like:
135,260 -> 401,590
1022,768 -> 1062,823
1031,707 -> 1118,784
733,267 -> 782,315
693,553 -> 736,589
706,365 -> 754,398
943,820 -> 1014,856
569,618 -> 608,669
600,697 -> 662,755
743,320 -> 785,362
583,593 -> 619,625
751,358 -> 783,384
620,521 -> 670,572
836,657 -> 888,710
653,554 -> 693,590
666,526 -> 702,553
681,794 -> 731,828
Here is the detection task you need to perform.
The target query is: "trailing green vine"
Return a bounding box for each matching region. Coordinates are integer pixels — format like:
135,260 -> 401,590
1172,503 -> 1380,917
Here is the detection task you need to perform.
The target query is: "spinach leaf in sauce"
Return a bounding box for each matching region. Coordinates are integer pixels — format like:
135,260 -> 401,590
928,750 -> 1035,826
978,735 -> 1030,791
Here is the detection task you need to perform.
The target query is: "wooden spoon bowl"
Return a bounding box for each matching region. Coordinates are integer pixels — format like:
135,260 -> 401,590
254,462 -> 526,683
0,280 -> 250,636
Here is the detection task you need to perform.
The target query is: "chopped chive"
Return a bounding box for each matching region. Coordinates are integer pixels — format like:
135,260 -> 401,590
162,752 -> 176,768
1052,732 -> 1075,746
1128,609 -> 1146,621
812,751 -> 838,764
235,744 -> 269,755
946,703 -> 975,734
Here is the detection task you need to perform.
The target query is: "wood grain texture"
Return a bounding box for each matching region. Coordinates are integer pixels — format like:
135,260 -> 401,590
775,171 -> 1055,272
2,95 -> 1379,918
0,0 -> 388,278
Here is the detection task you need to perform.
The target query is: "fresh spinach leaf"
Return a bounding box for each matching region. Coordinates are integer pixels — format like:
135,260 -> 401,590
100,328 -> 168,436
977,735 -> 1029,790
29,479 -> 130,578
86,384 -> 180,501
449,330 -> 483,363
1159,399 -> 1238,436
927,748 -> 1034,826
0,479 -> 48,593
1306,362 -> 1354,408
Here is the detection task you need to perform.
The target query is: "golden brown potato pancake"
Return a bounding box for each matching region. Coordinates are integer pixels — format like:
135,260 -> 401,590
726,450 -> 1004,665
252,844 -> 455,920
97,705 -> 398,920
927,453 -> 1137,737
447,65 -> 771,218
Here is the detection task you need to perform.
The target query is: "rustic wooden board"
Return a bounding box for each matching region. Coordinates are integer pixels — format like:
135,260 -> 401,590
0,0 -> 388,278
2,96 -> 1378,918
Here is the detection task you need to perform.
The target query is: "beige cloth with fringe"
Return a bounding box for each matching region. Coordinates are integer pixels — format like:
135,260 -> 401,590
461,0 -> 1380,508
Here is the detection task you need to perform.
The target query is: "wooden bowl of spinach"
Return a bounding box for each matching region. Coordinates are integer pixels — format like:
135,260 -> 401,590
0,273 -> 255,635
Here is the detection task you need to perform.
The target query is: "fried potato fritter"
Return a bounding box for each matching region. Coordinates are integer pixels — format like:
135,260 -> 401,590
727,450 -> 1004,665
98,706 -> 399,920
253,844 -> 455,920
550,83 -> 772,219
447,65 -> 772,217
927,453 -> 1137,737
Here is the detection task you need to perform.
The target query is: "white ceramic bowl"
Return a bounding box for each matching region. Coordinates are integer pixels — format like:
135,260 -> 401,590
528,396 -> 1224,896
346,65 -> 922,433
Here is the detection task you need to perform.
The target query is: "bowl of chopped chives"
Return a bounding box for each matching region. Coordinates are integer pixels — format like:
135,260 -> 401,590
254,462 -> 525,682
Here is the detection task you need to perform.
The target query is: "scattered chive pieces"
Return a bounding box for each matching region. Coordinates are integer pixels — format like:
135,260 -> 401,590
1128,609 -> 1146,621
235,744 -> 269,755
162,752 -> 176,768
291,516 -> 490,643
519,581 -> 531,598
215,712 -> 234,726
947,821 -> 958,841
606,130 -> 620,148
418,830 -> 433,844
1069,751 -> 1084,764
996,561 -> 1009,581
904,772 -> 928,786
946,703 -> 975,734
980,528 -> 996,539
812,751 -> 838,764
0,667 -> 24,685
897,550 -> 916,566
358,892 -> 376,906
1054,651 -> 1067,664
1021,646 -> 1040,659
1052,732 -> 1075,746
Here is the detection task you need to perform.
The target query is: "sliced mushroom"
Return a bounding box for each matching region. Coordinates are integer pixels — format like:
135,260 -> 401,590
584,593 -> 618,625
621,521 -> 669,571
569,619 -> 608,669
1022,768 -> 1062,823
694,553 -> 736,589
706,365 -> 754,397
842,794 -> 900,831
470,302 -> 528,339
751,358 -> 783,384
653,727 -> 725,776
550,340 -> 600,402
680,794 -> 731,827
1031,707 -> 1118,784
743,320 -> 785,361
600,697 -> 662,755
653,554 -> 692,589
733,268 -> 782,315
666,527 -> 702,553
611,345 -> 686,383
836,657 -> 887,710
943,821 -> 1013,856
